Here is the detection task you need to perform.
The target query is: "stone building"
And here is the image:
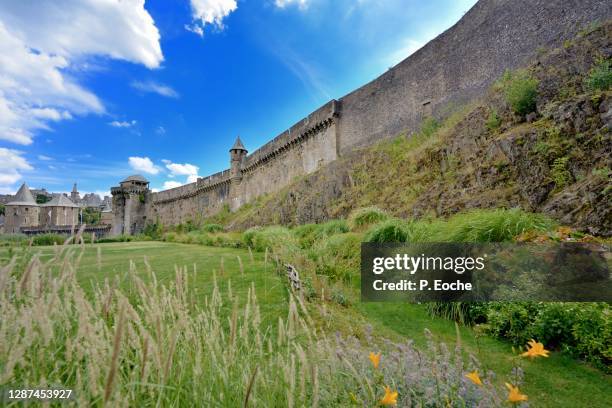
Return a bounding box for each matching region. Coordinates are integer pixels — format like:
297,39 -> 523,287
4,183 -> 40,234
100,201 -> 113,225
39,194 -> 79,228
110,175 -> 150,235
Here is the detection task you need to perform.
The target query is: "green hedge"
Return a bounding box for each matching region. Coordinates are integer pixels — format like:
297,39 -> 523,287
484,302 -> 611,372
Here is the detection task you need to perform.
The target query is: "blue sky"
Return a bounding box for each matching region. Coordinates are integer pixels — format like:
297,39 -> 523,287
0,0 -> 477,196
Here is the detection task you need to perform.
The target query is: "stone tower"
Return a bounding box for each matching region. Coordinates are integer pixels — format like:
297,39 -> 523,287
110,175 -> 150,236
5,182 -> 40,233
229,136 -> 247,181
229,136 -> 248,210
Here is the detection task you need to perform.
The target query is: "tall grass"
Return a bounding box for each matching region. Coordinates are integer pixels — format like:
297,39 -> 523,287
364,209 -> 555,244
243,226 -> 298,253
293,220 -> 349,248
0,245 -> 510,406
348,207 -> 389,230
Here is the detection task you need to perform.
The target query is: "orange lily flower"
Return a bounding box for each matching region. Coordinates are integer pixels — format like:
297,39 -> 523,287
380,385 -> 398,406
465,370 -> 483,386
369,351 -> 381,369
521,339 -> 550,359
505,383 -> 528,404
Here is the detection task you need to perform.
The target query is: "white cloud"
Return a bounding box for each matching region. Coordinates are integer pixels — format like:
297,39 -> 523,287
131,81 -> 179,98
128,156 -> 160,175
0,0 -> 163,145
0,0 -> 163,68
155,126 -> 166,135
0,148 -> 33,192
109,120 -> 137,128
187,0 -> 237,36
275,0 -> 309,9
161,159 -> 199,187
164,161 -> 199,178
163,180 -> 183,190
38,154 -> 53,161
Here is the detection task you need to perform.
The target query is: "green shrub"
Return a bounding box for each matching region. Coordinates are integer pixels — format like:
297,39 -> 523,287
212,233 -> 244,248
32,234 -> 66,246
551,156 -> 572,189
530,303 -> 575,348
485,302 -> 538,345
292,224 -> 320,248
243,226 -> 296,253
242,226 -> 263,248
483,302 -> 611,372
201,223 -> 224,233
143,222 -> 163,239
348,207 -> 389,230
585,59 -> 612,91
499,70 -> 539,116
570,303 -> 611,370
0,234 -> 29,247
486,109 -> 502,131
162,231 -> 177,242
364,219 -> 411,243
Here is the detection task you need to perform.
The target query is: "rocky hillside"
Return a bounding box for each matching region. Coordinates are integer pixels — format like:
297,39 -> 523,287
220,21 -> 611,236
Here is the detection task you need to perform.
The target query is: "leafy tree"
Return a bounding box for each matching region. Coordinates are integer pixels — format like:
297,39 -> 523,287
81,207 -> 101,225
36,194 -> 51,204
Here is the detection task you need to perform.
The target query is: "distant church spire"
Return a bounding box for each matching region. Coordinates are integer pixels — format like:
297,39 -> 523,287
71,182 -> 80,203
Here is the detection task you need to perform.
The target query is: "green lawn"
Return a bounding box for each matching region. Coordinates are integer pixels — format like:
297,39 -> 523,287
5,241 -> 289,327
2,241 -> 610,407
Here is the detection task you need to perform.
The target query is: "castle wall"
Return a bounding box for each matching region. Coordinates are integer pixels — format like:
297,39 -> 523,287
125,0 -> 610,230
148,170 -> 231,226
236,101 -> 338,208
336,0 -> 611,153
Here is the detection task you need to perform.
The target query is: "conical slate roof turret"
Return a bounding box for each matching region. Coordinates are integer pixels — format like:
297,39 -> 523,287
230,136 -> 247,152
7,182 -> 38,206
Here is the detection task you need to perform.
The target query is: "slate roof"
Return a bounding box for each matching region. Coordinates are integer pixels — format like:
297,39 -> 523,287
122,174 -> 148,183
6,183 -> 38,206
230,136 -> 247,151
41,194 -> 79,208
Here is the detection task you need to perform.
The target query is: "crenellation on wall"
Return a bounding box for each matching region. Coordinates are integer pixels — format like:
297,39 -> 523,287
242,100 -> 339,172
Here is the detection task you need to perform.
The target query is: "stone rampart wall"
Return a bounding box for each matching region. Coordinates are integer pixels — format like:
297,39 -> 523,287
139,0 -> 611,228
